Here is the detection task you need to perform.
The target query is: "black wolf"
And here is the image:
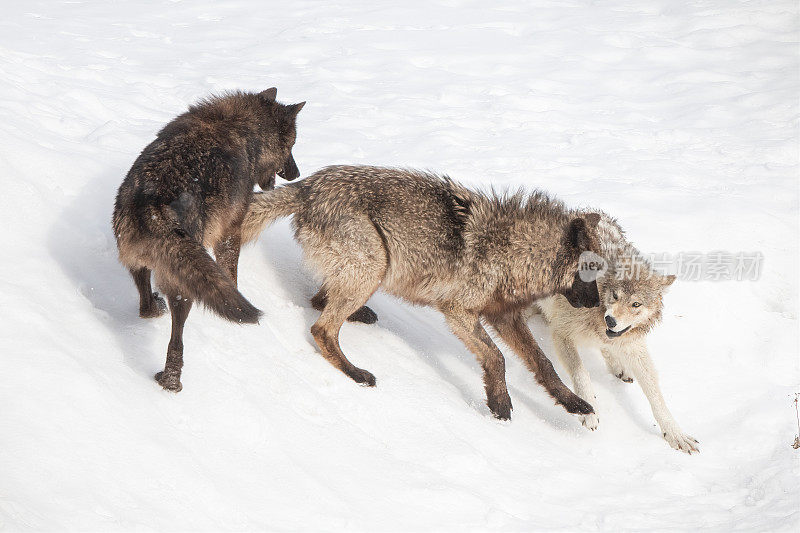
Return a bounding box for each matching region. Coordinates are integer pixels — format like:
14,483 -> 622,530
112,88 -> 304,392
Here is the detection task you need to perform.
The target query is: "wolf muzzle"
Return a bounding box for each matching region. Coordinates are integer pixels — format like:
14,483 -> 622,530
605,325 -> 631,338
277,153 -> 300,181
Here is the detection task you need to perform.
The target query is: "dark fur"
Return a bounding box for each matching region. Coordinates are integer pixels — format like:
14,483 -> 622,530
112,88 -> 304,391
242,166 -> 603,419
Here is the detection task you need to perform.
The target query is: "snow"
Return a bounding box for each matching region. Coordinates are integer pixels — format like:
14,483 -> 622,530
1,0 -> 798,530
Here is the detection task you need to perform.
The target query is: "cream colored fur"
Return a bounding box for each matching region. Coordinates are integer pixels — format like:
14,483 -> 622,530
536,214 -> 699,453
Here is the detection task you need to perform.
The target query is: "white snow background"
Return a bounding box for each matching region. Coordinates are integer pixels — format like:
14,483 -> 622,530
0,0 -> 798,530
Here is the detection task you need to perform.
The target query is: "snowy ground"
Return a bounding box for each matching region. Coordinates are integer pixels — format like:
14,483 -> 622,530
1,0 -> 798,530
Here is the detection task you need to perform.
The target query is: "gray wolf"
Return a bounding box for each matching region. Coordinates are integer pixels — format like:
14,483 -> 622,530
242,165 -> 602,420
536,213 -> 699,453
112,88 -> 305,392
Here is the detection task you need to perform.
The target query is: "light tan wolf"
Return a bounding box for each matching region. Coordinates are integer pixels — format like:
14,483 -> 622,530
536,213 -> 699,453
243,165 -> 603,420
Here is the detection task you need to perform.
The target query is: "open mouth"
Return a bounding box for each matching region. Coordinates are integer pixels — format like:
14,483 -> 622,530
605,326 -> 631,338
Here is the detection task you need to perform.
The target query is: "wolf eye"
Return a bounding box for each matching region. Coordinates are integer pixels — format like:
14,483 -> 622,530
632,302 -> 642,308
612,291 -> 618,300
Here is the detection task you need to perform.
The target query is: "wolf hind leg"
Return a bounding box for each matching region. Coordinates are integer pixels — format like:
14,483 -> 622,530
130,266 -> 166,318
311,280 -> 381,386
155,290 -> 193,392
213,232 -> 241,285
311,287 -> 378,324
300,213 -> 386,384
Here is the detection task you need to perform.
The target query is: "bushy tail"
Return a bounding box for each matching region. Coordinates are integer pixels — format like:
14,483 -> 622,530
241,184 -> 302,244
155,230 -> 261,324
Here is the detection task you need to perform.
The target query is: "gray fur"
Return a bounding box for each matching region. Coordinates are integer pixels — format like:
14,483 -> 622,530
244,165 -> 604,420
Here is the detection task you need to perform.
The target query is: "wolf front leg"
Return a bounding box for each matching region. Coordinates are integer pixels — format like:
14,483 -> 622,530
440,306 -> 513,420
552,334 -> 600,430
622,341 -> 699,454
601,347 -> 634,383
486,311 -> 594,416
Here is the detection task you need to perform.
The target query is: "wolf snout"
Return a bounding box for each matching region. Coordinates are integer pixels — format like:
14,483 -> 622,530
604,315 -> 617,329
277,167 -> 298,180
278,153 -> 300,180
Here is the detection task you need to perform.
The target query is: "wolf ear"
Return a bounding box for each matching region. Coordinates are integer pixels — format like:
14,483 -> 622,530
568,216 -> 597,252
583,212 -> 601,228
567,217 -> 587,250
287,101 -> 306,117
563,273 -> 600,308
661,274 -> 676,287
260,87 -> 277,101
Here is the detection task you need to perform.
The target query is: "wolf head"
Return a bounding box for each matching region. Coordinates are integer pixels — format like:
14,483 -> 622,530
598,264 -> 675,338
257,87 -> 305,188
562,213 -> 603,309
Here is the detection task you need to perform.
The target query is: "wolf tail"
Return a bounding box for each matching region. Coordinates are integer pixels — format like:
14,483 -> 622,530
154,230 -> 261,324
241,184 -> 302,244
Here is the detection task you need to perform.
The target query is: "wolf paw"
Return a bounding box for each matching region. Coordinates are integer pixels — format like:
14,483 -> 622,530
347,305 -> 378,324
348,367 -> 376,387
155,370 -> 182,392
140,293 -> 167,318
663,430 -> 700,454
561,394 -> 594,415
580,413 -> 599,431
616,371 -> 634,383
488,392 -> 513,420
